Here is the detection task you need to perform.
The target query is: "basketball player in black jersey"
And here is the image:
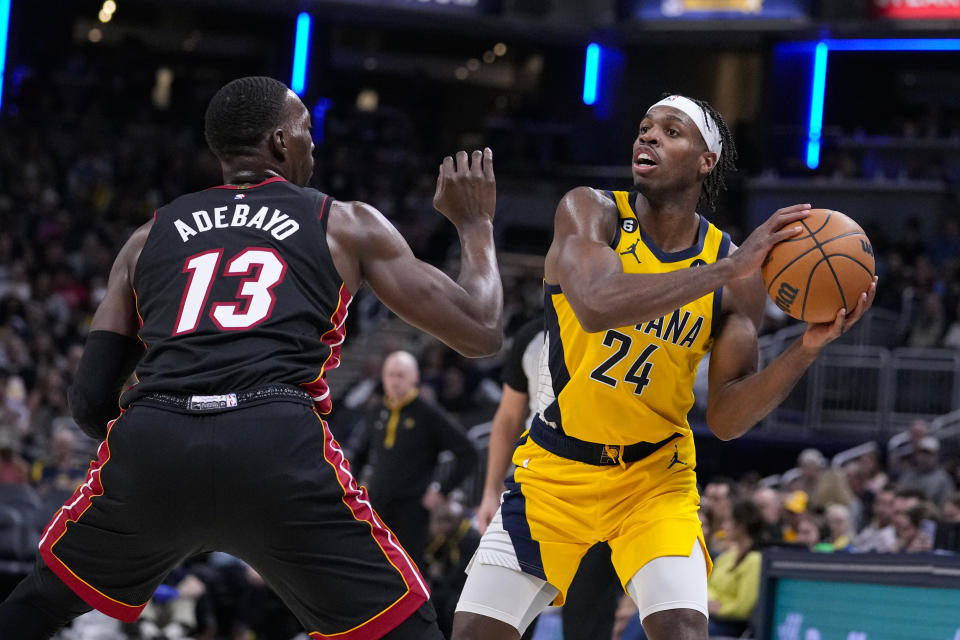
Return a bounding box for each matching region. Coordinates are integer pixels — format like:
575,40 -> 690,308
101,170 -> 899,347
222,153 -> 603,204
0,76 -> 501,640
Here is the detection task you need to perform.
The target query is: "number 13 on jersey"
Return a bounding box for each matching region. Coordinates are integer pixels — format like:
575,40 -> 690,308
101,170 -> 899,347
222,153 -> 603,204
174,247 -> 288,335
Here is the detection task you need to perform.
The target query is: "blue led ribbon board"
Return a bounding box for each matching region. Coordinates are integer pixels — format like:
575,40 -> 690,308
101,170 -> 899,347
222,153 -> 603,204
796,38 -> 960,170
291,12 -> 311,96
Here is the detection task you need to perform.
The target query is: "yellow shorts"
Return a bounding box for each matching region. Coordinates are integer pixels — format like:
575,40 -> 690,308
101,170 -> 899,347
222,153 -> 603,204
500,428 -> 712,605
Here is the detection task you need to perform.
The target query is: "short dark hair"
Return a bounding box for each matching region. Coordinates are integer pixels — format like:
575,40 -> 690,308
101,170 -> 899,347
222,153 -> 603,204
204,76 -> 290,159
733,499 -> 765,543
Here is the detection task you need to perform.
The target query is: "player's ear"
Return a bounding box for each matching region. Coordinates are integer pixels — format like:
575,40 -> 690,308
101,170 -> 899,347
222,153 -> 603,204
268,128 -> 287,161
699,151 -> 717,177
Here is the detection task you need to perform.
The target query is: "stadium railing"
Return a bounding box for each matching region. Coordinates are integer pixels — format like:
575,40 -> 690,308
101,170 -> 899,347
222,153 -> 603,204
759,310 -> 960,434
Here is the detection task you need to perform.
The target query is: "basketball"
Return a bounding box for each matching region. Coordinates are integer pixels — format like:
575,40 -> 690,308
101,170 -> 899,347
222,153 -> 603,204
761,209 -> 875,323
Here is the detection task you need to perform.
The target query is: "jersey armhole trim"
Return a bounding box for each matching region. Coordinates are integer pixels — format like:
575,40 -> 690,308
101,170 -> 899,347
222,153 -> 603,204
317,194 -> 332,228
711,231 -> 732,338
608,190 -> 623,249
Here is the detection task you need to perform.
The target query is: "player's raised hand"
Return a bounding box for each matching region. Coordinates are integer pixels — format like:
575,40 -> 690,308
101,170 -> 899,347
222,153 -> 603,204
727,204 -> 811,279
802,275 -> 878,350
433,148 -> 496,228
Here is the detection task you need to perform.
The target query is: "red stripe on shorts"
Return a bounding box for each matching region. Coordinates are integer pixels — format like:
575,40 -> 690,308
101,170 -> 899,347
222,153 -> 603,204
38,411 -> 148,623
310,411 -> 429,639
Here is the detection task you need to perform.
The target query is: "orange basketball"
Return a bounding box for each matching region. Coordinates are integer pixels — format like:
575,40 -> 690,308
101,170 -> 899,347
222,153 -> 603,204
761,209 -> 875,323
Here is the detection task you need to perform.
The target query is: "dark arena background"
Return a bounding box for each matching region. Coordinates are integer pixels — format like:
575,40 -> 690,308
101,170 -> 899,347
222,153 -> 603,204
0,0 -> 959,638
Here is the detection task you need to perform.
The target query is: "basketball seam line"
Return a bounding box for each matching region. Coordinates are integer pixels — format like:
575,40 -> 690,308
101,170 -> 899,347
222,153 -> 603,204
800,217 -> 848,315
765,230 -> 865,295
830,254 -> 875,276
800,255 -> 848,322
782,212 -> 831,242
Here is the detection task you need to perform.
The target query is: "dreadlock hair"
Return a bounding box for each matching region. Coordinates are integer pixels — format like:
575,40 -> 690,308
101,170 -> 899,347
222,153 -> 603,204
204,76 -> 289,160
660,93 -> 738,212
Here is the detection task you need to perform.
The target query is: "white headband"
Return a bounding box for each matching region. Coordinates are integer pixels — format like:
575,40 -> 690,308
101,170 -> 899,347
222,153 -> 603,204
649,95 -> 722,158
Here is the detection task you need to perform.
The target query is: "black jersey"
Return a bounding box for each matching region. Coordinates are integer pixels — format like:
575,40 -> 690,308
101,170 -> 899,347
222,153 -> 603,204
122,177 -> 349,414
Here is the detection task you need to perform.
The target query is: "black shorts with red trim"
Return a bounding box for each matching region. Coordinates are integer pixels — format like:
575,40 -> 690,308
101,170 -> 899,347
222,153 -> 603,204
38,386 -> 429,639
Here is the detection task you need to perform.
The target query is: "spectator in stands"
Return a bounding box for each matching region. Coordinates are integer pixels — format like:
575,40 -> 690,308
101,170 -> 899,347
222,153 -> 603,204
853,486 -> 898,553
438,366 -> 477,415
908,419 -> 930,450
26,368 -> 70,449
346,350 -> 478,566
703,477 -> 737,554
0,430 -> 27,486
906,291 -> 946,348
842,458 -> 865,498
737,471 -> 762,498
29,425 -> 85,499
824,504 -> 856,551
781,490 -> 808,543
136,566 -> 208,640
794,512 -> 822,550
890,419 -> 932,477
811,468 -> 862,526
0,369 -> 28,434
424,499 -> 480,638
752,487 -> 784,544
797,448 -> 827,496
896,436 -> 956,507
340,353 -> 386,412
894,505 -> 935,553
943,495 -> 960,523
419,343 -> 448,400
893,488 -> 926,519
858,447 -> 889,497
707,500 -> 764,637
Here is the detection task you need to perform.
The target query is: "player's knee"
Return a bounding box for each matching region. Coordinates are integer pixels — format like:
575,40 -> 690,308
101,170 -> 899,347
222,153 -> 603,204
642,607 -> 708,640
451,611 -> 521,640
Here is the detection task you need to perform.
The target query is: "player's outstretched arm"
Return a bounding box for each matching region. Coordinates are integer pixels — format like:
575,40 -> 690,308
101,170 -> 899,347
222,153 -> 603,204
705,269 -> 877,441
69,222 -> 152,439
545,188 -> 811,333
328,149 -> 502,358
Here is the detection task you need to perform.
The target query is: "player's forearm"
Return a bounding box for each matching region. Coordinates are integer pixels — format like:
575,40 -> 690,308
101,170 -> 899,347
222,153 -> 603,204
453,219 -> 503,356
68,331 -> 144,440
483,408 -> 525,497
441,439 -> 479,494
706,339 -> 819,440
569,258 -> 736,333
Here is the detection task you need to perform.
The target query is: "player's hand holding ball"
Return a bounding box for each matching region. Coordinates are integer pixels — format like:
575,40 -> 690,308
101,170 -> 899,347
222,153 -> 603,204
759,208 -> 878,349
728,204 -> 813,280
433,147 -> 496,228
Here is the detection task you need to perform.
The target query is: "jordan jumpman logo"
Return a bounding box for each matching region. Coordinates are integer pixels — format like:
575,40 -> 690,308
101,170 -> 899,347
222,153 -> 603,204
620,241 -> 641,264
667,444 -> 688,469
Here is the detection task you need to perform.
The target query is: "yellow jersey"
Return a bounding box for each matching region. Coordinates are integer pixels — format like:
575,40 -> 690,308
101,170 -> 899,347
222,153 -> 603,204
538,190 -> 731,445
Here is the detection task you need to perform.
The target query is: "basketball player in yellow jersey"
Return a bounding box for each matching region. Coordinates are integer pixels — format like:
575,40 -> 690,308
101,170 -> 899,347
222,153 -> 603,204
452,94 -> 878,640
